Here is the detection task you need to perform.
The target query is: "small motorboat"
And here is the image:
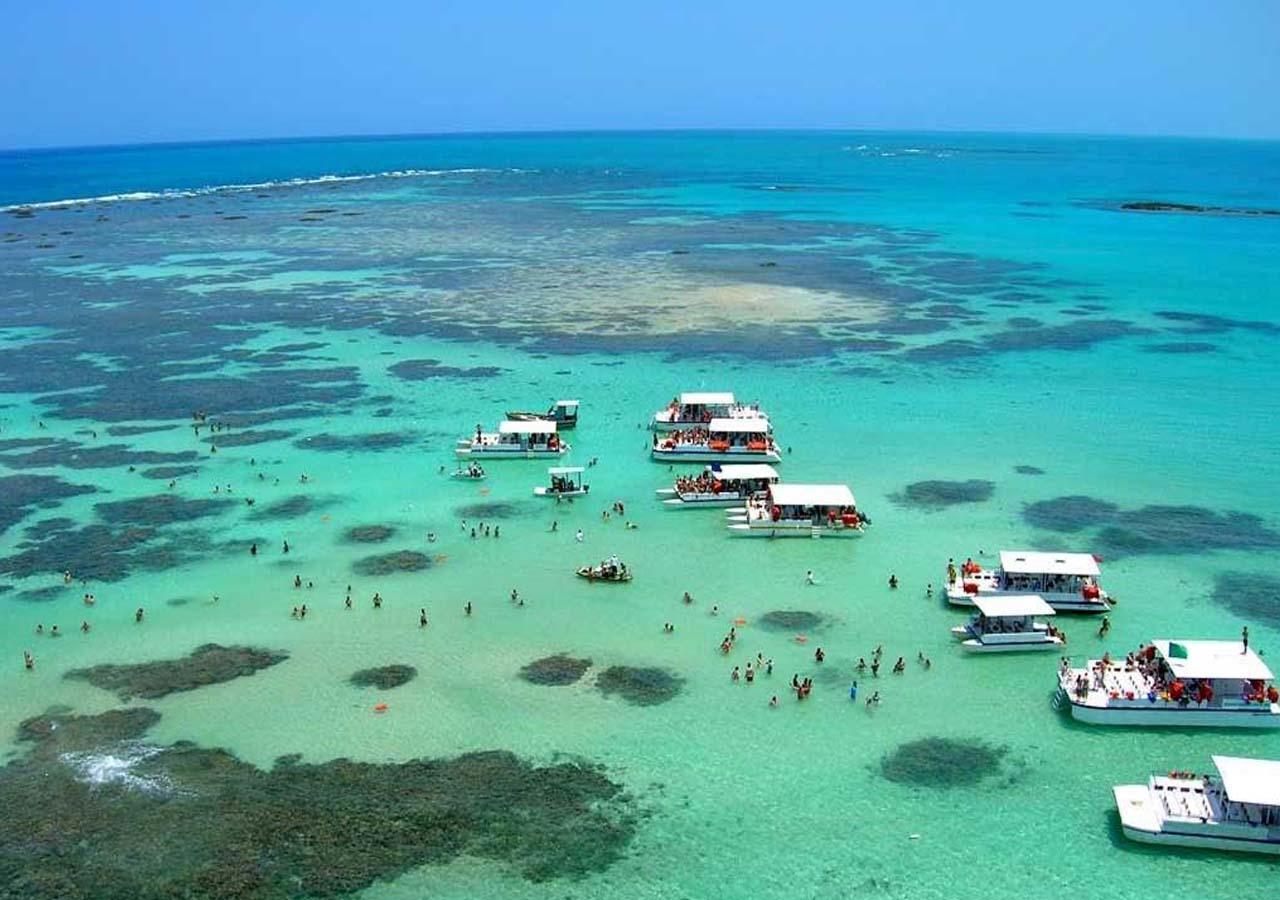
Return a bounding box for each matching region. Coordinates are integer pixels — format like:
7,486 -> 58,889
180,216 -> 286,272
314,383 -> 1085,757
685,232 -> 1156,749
576,558 -> 632,583
534,466 -> 589,497
450,464 -> 487,480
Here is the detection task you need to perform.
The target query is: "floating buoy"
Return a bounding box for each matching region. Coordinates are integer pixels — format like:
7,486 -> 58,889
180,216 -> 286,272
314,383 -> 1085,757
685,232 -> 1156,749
373,703 -> 389,713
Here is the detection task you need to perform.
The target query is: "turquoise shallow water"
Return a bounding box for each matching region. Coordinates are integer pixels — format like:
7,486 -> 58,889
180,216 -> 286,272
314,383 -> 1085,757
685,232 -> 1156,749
1,132 -> 1279,898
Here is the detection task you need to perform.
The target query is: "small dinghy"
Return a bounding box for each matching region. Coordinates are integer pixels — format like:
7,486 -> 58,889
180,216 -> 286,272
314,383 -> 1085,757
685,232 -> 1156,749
576,557 -> 631,583
450,463 -> 487,481
533,466 -> 589,497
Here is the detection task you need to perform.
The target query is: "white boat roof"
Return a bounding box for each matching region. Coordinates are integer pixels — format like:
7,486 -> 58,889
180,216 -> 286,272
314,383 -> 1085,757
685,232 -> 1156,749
708,417 -> 770,433
555,400 -> 579,408
769,484 -> 856,507
1000,550 -> 1100,577
709,464 -> 778,480
499,420 -> 557,434
680,391 -> 734,405
547,466 -> 584,475
1152,640 -> 1274,681
972,594 -> 1055,618
1213,756 -> 1280,807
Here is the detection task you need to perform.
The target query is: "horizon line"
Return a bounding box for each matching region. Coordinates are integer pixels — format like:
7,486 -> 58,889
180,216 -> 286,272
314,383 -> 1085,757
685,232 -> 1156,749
4,124 -> 1279,156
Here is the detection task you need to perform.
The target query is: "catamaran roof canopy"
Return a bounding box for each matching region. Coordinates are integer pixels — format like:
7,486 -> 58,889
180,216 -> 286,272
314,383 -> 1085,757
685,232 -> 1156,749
708,464 -> 779,480
1153,640 -> 1275,681
768,484 -> 856,507
973,594 -> 1055,618
499,420 -> 557,434
680,391 -> 735,406
555,400 -> 579,408
708,417 -> 770,434
1213,756 -> 1280,807
1000,551 -> 1100,577
547,466 -> 584,475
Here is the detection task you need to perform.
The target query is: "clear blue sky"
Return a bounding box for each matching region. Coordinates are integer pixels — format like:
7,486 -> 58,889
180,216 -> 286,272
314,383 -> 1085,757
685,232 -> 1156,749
2,0 -> 1277,149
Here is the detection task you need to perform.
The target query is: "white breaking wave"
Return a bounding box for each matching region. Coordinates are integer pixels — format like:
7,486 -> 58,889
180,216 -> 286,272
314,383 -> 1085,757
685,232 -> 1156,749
59,743 -> 180,796
2,167 -> 518,212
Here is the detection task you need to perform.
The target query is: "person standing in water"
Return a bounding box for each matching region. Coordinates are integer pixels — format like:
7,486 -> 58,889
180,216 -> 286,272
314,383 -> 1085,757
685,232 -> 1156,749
419,609 -> 428,628
135,607 -> 144,623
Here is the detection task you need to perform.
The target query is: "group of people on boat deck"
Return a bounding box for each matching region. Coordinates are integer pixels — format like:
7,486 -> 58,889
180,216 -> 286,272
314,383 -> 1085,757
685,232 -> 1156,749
653,428 -> 773,450
660,397 -> 761,424
549,473 -> 580,493
1063,645 -> 1280,705
946,558 -> 981,584
598,555 -> 626,579
744,496 -> 863,527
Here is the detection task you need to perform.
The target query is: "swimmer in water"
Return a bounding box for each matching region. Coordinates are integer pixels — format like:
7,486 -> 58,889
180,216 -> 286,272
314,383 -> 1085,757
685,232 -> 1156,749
889,574 -> 899,589
373,593 -> 382,609
345,596 -> 352,610
893,657 -> 905,674
575,528 -> 584,542
551,521 -> 558,532
710,605 -> 719,616
294,575 -> 302,589
81,620 -> 90,633
420,609 -> 428,628
23,651 -> 34,670
805,570 -> 815,585
769,695 -> 778,707
465,601 -> 472,616
250,542 -> 258,556
135,607 -> 144,623
731,666 -> 740,682
683,591 -> 693,604
427,532 -> 437,543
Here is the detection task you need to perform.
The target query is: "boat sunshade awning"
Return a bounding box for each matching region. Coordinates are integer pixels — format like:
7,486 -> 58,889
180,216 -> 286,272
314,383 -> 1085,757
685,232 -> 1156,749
708,417 -> 770,434
1152,640 -> 1275,681
547,466 -> 584,475
709,464 -> 779,480
555,400 -> 579,408
768,484 -> 856,507
972,594 -> 1055,618
1213,756 -> 1280,807
680,392 -> 735,406
499,420 -> 557,435
999,551 -> 1100,577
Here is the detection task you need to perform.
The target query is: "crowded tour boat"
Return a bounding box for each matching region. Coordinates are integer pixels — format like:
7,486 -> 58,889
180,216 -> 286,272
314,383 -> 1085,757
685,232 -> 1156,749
533,466 -> 589,498
456,420 -> 569,458
1113,756 -> 1280,855
506,399 -> 579,429
651,418 -> 781,463
1057,639 -> 1280,728
651,392 -> 765,431
726,483 -> 865,537
949,594 -> 1065,653
655,463 -> 780,508
946,550 -> 1110,614
576,555 -> 631,583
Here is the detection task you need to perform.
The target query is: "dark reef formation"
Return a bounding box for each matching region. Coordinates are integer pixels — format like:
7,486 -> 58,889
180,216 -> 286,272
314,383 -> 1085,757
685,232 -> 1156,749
595,666 -> 683,706
0,707 -> 636,898
890,479 -> 994,510
65,644 -> 289,700
351,550 -> 433,576
1211,572 -> 1280,627
757,610 -> 826,632
349,664 -> 418,690
341,524 -> 396,544
520,654 -> 592,686
880,737 -> 1007,788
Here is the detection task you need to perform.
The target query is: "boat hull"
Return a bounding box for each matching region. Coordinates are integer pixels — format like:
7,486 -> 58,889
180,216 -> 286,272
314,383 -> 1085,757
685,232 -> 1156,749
727,523 -> 862,538
506,412 -> 576,429
961,637 -> 1063,653
663,495 -> 748,508
946,587 -> 1109,614
576,568 -> 632,583
534,487 -> 588,497
1064,694 -> 1280,728
651,448 -> 781,463
1114,786 -> 1280,855
456,447 -> 569,459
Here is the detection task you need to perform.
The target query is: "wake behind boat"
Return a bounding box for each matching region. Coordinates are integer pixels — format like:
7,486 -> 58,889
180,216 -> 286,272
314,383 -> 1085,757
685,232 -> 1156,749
656,463 -> 779,508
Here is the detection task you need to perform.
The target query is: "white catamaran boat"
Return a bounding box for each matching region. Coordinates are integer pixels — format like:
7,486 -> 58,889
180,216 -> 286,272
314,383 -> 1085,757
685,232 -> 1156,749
651,392 -> 765,432
946,550 -> 1110,614
651,418 -> 781,463
1114,756 -> 1280,855
726,483 -> 865,538
1058,639 -> 1280,728
655,463 -> 780,508
533,466 -> 589,498
950,594 -> 1065,653
506,399 -> 579,429
455,421 -> 569,459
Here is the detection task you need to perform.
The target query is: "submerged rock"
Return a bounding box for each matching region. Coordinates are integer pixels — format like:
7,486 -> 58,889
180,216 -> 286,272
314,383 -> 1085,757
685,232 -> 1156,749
342,524 -> 396,544
520,654 -> 592,686
1013,465 -> 1045,476
890,480 -> 994,510
595,666 -> 683,706
454,501 -> 534,520
1211,572 -> 1280,627
0,708 -> 636,896
757,610 -> 825,632
349,664 -> 417,690
880,737 -> 1007,788
351,550 -> 432,576
64,644 -> 289,700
